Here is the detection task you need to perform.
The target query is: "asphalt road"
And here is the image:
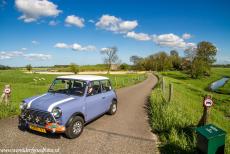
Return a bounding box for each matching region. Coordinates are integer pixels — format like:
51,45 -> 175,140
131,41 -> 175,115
0,74 -> 158,154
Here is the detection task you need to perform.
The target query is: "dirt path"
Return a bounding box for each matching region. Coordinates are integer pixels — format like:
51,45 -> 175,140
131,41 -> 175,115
0,74 -> 158,154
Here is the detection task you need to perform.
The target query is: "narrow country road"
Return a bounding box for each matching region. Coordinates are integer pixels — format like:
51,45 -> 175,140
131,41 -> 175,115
0,74 -> 158,154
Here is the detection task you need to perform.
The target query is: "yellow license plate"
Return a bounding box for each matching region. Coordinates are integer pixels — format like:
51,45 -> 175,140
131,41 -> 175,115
29,125 -> 46,133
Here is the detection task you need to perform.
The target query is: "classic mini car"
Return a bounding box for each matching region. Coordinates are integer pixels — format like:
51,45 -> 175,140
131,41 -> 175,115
19,75 -> 117,139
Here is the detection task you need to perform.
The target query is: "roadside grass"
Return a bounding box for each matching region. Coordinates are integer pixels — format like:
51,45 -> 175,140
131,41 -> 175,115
0,70 -> 147,119
150,68 -> 230,153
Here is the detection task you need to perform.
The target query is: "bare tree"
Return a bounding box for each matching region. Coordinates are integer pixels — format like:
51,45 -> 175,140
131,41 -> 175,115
26,64 -> 32,72
100,47 -> 119,74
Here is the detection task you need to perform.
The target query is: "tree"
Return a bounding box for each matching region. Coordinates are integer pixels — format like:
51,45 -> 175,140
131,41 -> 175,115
119,63 -> 129,70
170,50 -> 179,57
100,47 -> 119,74
184,47 -> 197,62
196,41 -> 217,65
170,50 -> 182,70
69,63 -> 79,74
191,58 -> 208,78
26,64 -> 32,72
130,55 -> 142,65
153,52 -> 172,71
184,41 -> 217,78
129,55 -> 144,70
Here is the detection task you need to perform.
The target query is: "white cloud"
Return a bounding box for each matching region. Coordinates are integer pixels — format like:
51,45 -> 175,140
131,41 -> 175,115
65,15 -> 84,28
88,19 -> 95,23
126,31 -> 151,41
100,48 -> 109,52
0,50 -> 51,61
32,40 -> 39,44
0,51 -> 24,59
21,48 -> 27,51
182,33 -> 192,39
15,0 -> 62,23
72,43 -> 96,51
54,43 -> 69,48
24,53 -> 51,60
152,33 -> 195,49
54,43 -> 96,51
48,20 -> 58,26
96,14 -> 138,33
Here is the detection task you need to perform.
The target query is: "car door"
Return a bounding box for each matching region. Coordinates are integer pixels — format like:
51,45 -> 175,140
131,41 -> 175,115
100,80 -> 114,112
85,80 -> 105,121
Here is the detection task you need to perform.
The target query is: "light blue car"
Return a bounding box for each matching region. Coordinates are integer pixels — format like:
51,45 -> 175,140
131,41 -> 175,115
19,75 -> 118,139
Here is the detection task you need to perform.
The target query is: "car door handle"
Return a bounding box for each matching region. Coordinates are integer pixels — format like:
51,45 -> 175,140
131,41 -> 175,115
102,97 -> 106,99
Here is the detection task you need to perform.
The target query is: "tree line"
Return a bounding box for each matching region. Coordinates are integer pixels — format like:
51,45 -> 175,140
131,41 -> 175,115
129,41 -> 217,78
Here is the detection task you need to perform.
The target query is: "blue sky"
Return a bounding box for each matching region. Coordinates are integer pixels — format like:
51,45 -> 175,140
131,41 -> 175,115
0,0 -> 230,66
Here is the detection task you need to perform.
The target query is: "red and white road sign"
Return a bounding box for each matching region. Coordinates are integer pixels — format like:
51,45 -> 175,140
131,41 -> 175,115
204,98 -> 213,107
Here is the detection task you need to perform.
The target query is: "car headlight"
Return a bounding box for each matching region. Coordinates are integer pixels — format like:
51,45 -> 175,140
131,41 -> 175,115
20,102 -> 28,110
52,107 -> 62,118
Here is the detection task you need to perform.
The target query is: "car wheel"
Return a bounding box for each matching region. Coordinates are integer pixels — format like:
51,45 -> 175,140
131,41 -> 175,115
108,101 -> 117,115
65,116 -> 84,139
18,116 -> 27,131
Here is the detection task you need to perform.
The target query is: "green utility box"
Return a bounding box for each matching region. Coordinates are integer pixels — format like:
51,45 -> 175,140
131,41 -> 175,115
196,124 -> 226,154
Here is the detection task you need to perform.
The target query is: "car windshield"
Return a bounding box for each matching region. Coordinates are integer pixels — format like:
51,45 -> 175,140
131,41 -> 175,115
48,79 -> 87,96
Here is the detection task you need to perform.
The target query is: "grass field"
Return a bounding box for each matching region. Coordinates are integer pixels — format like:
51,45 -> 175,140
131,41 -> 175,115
0,70 -> 146,119
217,80 -> 230,94
149,68 -> 230,153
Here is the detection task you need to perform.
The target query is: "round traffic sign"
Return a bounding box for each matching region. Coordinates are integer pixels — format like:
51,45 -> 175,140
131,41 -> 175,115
204,98 -> 213,107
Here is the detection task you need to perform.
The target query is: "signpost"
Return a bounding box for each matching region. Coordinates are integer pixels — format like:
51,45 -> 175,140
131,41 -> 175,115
198,95 -> 214,126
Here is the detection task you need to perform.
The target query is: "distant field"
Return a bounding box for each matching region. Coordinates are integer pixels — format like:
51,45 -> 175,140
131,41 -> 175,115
149,68 -> 230,153
0,70 -> 146,119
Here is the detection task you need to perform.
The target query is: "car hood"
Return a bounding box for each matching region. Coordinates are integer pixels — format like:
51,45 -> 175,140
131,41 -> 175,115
24,93 -> 77,112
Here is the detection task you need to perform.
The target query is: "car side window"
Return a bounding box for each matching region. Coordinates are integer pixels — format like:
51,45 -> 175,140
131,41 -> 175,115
101,80 -> 112,93
87,81 -> 102,96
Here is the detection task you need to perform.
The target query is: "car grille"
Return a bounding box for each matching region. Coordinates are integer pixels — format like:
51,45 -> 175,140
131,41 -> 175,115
21,109 -> 56,126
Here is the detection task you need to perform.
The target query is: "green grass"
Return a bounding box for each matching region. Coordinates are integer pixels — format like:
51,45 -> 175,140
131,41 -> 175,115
0,70 -> 146,119
217,80 -> 230,94
149,68 -> 230,153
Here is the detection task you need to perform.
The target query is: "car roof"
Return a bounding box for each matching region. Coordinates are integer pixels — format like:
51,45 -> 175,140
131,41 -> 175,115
56,75 -> 109,81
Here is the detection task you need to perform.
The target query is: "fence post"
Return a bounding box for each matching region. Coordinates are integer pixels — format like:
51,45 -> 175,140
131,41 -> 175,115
115,77 -> 117,88
169,83 -> 173,102
162,77 -> 165,94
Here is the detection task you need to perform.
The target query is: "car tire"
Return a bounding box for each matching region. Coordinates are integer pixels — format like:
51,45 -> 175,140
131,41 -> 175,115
18,116 -> 27,131
108,101 -> 117,115
65,116 -> 84,139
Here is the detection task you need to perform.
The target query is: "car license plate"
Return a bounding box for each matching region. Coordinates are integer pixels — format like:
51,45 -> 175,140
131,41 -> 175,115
29,125 -> 46,133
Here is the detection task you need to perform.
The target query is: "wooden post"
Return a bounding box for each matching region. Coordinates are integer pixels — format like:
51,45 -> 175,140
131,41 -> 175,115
115,77 -> 117,88
162,77 -> 165,94
169,83 -> 173,102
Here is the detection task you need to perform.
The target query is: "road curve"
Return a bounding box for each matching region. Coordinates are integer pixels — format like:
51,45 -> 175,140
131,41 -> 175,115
0,74 -> 158,154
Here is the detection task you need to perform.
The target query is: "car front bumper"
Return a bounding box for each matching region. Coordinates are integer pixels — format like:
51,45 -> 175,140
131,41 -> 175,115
19,115 -> 66,133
